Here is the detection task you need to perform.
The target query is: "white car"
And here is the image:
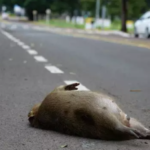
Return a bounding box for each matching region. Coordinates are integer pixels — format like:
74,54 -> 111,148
134,11 -> 150,38
1,12 -> 9,20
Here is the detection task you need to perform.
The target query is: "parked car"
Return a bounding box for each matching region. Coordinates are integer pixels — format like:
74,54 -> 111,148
1,12 -> 9,20
134,11 -> 150,38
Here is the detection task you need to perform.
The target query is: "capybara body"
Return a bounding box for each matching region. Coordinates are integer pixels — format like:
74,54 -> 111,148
28,83 -> 150,140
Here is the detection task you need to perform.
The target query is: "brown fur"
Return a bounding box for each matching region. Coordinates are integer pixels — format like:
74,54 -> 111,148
28,83 -> 150,140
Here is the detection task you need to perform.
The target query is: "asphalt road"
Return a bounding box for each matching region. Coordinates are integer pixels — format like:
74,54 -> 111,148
0,21 -> 150,150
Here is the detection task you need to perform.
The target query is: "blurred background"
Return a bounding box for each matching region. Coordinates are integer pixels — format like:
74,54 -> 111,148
0,0 -> 150,34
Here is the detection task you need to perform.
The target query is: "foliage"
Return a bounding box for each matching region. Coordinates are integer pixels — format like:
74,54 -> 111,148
24,0 -> 51,20
128,0 -> 148,20
0,0 -> 149,20
80,0 -> 148,20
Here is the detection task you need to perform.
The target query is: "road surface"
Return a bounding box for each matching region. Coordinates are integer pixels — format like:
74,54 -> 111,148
0,21 -> 150,150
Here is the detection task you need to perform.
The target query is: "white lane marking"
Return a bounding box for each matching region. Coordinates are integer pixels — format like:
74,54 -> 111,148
11,38 -> 20,43
1,30 -> 38,54
45,65 -> 64,74
1,30 -> 15,39
10,38 -> 20,43
1,31 -> 12,38
1,30 -> 67,75
1,31 -> 24,46
6,35 -> 15,41
17,42 -> 25,46
22,45 -> 30,50
27,49 -> 38,55
64,80 -> 89,91
34,56 -> 48,62
0,31 -> 31,52
0,30 -> 20,42
1,31 -> 27,49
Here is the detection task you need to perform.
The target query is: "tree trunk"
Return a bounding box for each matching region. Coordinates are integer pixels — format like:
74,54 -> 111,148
121,0 -> 127,32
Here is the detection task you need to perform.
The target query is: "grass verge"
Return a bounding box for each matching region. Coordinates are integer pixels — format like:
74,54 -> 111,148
38,19 -> 85,29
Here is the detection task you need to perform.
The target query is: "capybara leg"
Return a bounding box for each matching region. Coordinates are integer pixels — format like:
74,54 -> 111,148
130,117 -> 150,139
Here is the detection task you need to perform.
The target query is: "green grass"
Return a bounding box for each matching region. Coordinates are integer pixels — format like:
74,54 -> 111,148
38,19 -> 85,29
37,19 -> 134,33
127,28 -> 134,34
110,20 -> 121,30
9,13 -> 16,17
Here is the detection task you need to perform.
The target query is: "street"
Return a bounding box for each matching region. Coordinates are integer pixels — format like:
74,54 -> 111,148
0,21 -> 150,150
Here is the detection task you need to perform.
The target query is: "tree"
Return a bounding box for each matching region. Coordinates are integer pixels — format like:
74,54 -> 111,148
0,0 -> 25,10
128,0 -> 147,20
24,0 -> 53,20
0,0 -> 14,11
121,0 -> 127,32
50,0 -> 81,17
105,0 -> 121,20
145,0 -> 150,7
80,0 -> 95,16
0,0 -> 149,22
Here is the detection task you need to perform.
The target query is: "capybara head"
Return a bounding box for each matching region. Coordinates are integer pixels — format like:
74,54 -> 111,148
28,103 -> 41,125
